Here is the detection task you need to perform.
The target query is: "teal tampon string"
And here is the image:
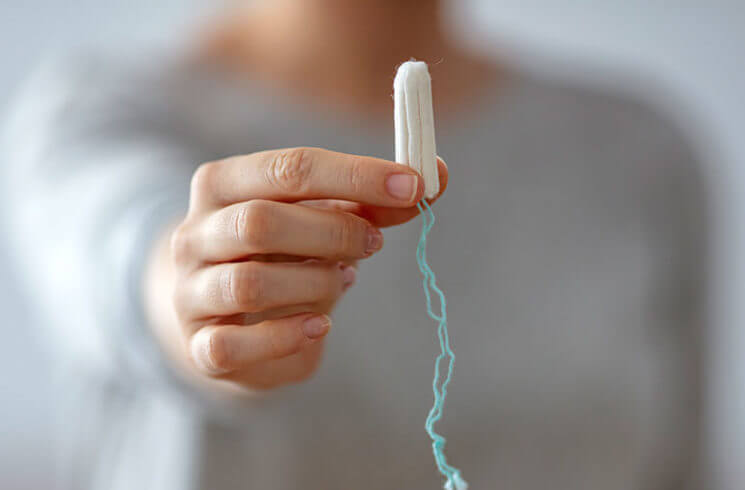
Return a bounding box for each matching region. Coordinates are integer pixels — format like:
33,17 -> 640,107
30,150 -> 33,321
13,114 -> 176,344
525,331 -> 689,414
416,200 -> 467,489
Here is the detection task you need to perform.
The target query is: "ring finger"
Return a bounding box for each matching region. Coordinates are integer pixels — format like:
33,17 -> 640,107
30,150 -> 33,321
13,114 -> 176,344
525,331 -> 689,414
180,260 -> 356,320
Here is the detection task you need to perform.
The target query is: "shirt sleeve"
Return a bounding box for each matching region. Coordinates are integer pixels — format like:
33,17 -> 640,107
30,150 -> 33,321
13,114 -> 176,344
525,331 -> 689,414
0,55 -> 200,389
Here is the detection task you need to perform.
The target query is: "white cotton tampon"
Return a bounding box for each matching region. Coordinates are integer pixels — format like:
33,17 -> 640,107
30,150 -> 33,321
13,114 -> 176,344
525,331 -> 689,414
394,61 -> 439,199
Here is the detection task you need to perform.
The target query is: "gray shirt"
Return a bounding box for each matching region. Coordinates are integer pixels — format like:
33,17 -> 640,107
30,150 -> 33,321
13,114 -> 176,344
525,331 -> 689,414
1,50 -> 706,490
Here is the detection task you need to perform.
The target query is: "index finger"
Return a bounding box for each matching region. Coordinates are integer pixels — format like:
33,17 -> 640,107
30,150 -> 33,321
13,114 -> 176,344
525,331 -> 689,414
191,147 -> 424,210
301,157 -> 449,228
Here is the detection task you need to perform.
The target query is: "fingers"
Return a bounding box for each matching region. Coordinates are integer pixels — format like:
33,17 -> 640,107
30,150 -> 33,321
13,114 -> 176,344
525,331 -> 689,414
198,199 -> 383,262
189,313 -> 331,375
306,158 -> 449,228
190,147 -> 424,210
359,157 -> 449,226
178,261 -> 356,319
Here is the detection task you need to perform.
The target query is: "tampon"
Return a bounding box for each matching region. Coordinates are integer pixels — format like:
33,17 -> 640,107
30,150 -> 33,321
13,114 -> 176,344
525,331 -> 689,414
394,61 -> 439,199
395,61 -> 468,490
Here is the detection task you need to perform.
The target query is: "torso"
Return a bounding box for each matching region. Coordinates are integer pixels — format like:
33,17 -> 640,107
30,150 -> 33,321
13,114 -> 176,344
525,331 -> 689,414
39,51 -> 705,489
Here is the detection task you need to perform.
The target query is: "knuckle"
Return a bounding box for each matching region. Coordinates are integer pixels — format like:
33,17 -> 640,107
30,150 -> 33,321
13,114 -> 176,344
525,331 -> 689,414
265,147 -> 314,193
333,219 -> 352,251
225,263 -> 265,311
347,156 -> 367,194
170,224 -> 193,264
332,217 -> 363,254
233,200 -> 273,251
204,329 -> 231,374
191,161 -> 218,198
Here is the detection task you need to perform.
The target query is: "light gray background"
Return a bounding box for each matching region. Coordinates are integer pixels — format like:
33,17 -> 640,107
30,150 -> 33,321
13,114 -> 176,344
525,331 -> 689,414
0,2 -> 743,489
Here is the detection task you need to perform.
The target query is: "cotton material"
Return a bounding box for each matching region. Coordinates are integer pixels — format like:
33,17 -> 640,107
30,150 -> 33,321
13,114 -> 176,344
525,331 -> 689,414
394,61 -> 439,199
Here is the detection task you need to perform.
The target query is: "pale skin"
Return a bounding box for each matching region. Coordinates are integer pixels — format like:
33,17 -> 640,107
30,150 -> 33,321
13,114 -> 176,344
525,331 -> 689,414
143,0 -> 498,393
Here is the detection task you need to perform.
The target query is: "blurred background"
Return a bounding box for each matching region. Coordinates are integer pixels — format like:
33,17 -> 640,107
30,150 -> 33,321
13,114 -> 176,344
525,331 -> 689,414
1,1 -> 743,489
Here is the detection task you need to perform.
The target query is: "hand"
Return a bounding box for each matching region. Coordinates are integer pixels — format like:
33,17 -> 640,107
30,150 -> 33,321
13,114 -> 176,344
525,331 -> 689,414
146,147 -> 447,391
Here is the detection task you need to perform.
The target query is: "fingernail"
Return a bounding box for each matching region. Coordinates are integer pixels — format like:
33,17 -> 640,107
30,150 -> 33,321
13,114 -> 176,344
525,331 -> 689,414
191,329 -> 231,375
385,173 -> 419,201
302,315 -> 331,339
365,228 -> 383,255
341,265 -> 357,290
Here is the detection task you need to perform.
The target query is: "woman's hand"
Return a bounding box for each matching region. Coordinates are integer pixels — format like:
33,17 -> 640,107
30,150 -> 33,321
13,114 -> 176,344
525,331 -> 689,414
145,147 -> 447,391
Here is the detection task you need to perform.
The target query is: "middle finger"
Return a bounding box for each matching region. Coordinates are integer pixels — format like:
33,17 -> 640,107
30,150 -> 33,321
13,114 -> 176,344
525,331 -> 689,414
198,200 -> 383,262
